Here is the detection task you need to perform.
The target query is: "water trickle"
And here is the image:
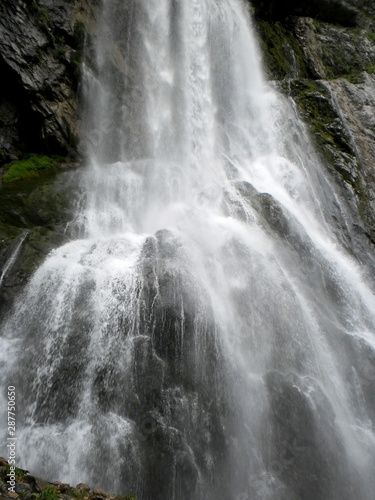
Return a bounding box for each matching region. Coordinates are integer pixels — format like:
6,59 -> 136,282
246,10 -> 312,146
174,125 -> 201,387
0,230 -> 29,289
1,1 -> 375,499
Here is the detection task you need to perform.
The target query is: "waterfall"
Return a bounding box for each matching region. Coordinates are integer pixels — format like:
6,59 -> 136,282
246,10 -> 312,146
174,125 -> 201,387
1,1 -> 375,499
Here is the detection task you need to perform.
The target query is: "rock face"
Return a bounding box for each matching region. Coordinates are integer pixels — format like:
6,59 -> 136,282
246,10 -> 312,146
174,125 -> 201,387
0,457 -> 136,500
255,2 -> 375,244
1,0 -> 375,292
0,0 -> 97,164
0,0 -> 97,313
1,0 -> 375,494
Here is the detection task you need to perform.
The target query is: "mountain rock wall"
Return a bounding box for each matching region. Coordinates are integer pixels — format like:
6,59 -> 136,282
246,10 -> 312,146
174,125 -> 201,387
255,2 -> 375,246
1,0 -> 375,320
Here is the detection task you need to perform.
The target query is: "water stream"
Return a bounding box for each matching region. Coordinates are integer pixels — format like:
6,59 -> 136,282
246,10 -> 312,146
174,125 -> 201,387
1,1 -> 375,499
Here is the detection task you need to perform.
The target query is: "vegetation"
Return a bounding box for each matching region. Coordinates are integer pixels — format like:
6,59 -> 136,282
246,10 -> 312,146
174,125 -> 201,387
2,154 -> 56,183
288,79 -> 353,166
5,463 -> 25,480
33,487 -> 59,500
256,20 -> 308,80
30,1 -> 66,61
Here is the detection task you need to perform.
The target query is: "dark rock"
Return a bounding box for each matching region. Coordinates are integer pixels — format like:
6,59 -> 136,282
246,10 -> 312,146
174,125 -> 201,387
265,370 -> 357,499
252,0 -> 359,27
90,488 -> 107,499
0,0 -> 99,163
76,483 -> 91,492
15,483 -> 31,499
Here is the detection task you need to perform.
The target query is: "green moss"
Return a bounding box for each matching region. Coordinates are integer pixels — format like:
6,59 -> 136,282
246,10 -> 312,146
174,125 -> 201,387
31,1 -> 51,30
366,30 -> 375,44
53,45 -> 66,61
340,71 -> 366,84
4,463 -> 25,480
3,154 -> 55,183
71,490 -> 87,499
315,25 -> 375,81
365,63 -> 375,74
30,2 -> 66,61
288,78 -> 375,241
288,79 -> 353,165
32,487 -> 58,500
256,20 -> 308,80
73,21 -> 86,49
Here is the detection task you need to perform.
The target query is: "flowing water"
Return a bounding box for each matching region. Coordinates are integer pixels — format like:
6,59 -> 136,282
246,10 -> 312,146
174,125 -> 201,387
1,1 -> 375,499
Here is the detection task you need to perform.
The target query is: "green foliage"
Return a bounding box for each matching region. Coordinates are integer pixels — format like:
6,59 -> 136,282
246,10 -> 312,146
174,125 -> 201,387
288,78 -> 375,241
366,30 -> 375,44
117,495 -> 137,500
30,2 -> 66,61
365,63 -> 375,74
288,79 -> 352,168
314,25 -> 375,81
72,490 -> 87,499
73,21 -> 86,49
53,45 -> 66,61
3,154 -> 54,183
256,20 -> 308,80
4,463 -> 25,479
32,487 -> 58,500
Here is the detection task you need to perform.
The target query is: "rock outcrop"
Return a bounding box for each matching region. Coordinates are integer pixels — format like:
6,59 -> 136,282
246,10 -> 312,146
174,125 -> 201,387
0,0 -> 97,164
0,0 -> 97,314
1,2 -> 375,492
255,2 -> 375,243
0,457 -> 136,500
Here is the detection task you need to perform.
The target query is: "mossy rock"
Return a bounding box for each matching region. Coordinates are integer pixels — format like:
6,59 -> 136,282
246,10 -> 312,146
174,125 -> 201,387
256,20 -> 309,80
314,23 -> 375,81
0,158 -> 80,314
2,154 -> 56,184
287,79 -> 354,166
252,0 -> 359,27
286,78 -> 375,243
0,158 -> 77,228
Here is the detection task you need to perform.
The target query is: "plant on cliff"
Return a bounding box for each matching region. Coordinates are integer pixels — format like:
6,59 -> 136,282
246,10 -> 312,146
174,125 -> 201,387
3,154 -> 54,183
30,1 -> 66,61
32,487 -> 58,500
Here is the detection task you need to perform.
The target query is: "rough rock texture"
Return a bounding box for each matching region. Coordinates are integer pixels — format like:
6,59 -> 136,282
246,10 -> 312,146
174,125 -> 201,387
0,457 -> 136,500
1,0 -> 375,492
251,0 -> 373,26
0,0 -> 97,316
0,0 -> 98,164
0,161 -> 80,316
255,3 -> 375,243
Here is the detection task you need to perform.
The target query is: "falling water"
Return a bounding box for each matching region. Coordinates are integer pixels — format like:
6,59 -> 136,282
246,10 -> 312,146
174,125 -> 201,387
1,1 -> 375,499
0,230 -> 29,289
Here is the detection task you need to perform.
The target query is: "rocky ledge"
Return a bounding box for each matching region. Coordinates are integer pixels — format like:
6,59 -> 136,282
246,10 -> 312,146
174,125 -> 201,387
0,458 -> 136,500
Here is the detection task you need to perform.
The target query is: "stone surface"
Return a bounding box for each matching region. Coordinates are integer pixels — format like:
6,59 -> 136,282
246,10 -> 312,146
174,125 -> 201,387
254,3 -> 375,244
1,1 -> 375,497
0,0 -> 99,164
0,458 -> 136,500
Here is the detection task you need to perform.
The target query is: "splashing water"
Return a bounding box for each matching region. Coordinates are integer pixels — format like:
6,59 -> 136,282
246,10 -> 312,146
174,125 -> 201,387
1,1 -> 375,499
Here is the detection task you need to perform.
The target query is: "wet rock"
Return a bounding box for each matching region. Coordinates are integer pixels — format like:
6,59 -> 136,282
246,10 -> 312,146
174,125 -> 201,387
252,0 -> 359,26
6,492 -> 19,499
0,0 -> 99,162
0,458 -> 135,500
15,483 -> 31,499
265,370 -> 357,500
91,488 -> 107,499
76,483 -> 91,492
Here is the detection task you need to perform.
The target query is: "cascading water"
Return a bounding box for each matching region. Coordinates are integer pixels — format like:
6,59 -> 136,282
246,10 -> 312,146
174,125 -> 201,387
1,0 -> 375,499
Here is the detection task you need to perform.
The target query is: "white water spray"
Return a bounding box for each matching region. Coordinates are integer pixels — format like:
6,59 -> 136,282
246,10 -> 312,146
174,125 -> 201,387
1,1 -> 375,499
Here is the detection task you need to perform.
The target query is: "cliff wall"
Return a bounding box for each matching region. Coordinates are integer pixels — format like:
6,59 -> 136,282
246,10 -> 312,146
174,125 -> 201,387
1,0 -> 375,312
